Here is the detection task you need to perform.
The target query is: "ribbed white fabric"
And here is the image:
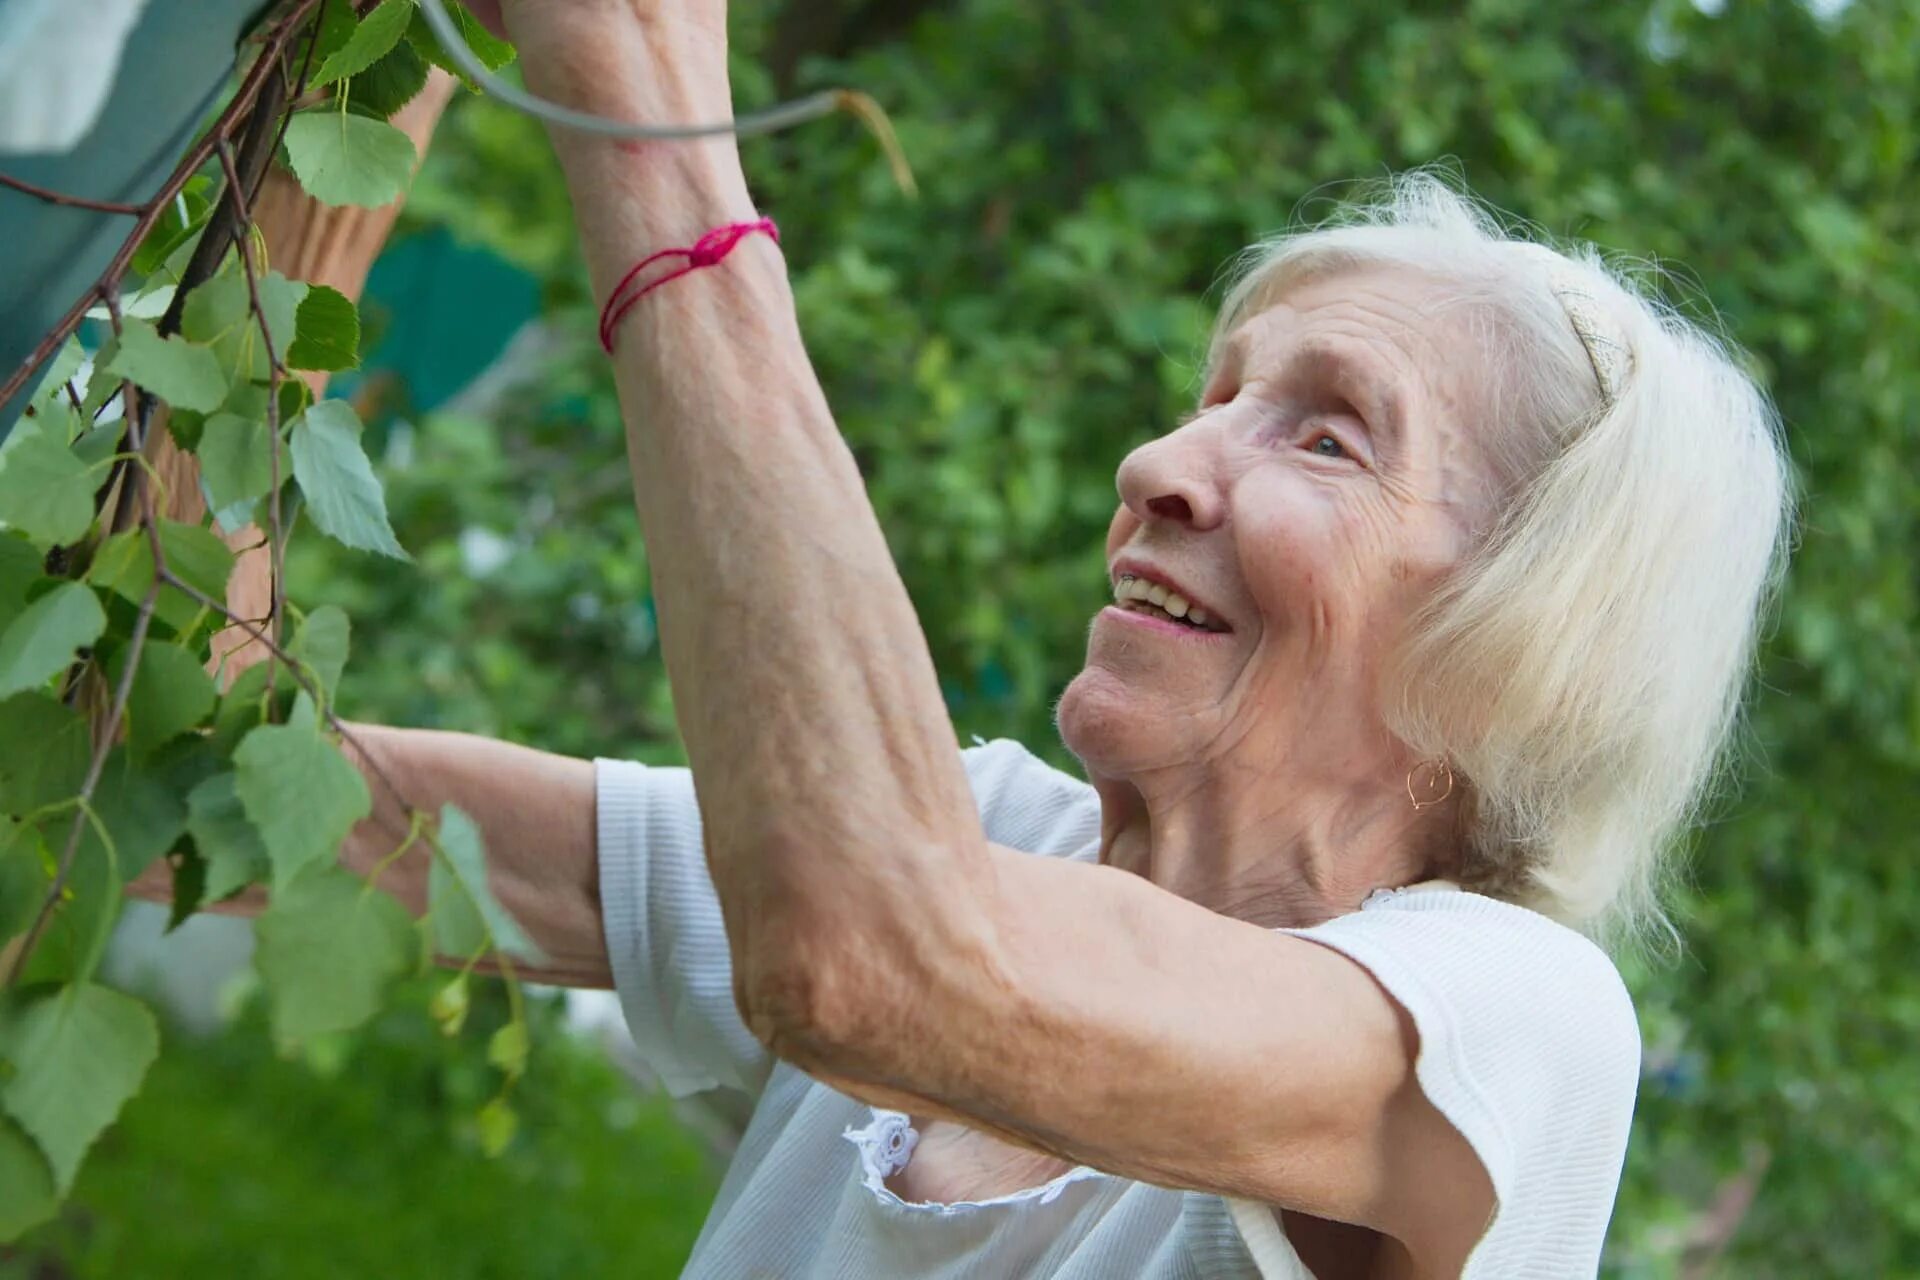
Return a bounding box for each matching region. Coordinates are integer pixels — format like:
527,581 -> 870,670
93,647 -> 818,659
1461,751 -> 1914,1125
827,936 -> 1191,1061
594,739 -> 1640,1278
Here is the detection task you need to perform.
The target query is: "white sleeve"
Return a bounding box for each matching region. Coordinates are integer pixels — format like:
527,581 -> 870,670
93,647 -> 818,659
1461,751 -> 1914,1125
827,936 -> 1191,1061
1280,888 -> 1642,1277
593,738 -> 1100,1099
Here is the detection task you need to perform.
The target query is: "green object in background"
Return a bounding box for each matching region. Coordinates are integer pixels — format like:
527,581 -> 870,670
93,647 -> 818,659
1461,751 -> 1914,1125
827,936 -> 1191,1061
348,225 -> 541,415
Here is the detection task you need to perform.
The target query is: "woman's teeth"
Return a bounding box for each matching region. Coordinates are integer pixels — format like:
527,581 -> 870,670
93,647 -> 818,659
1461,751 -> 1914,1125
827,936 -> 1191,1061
1112,574 -> 1215,629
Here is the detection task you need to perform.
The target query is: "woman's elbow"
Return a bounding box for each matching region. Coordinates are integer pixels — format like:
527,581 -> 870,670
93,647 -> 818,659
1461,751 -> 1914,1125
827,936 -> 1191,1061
733,923 -> 890,1073
725,828 -> 1001,1072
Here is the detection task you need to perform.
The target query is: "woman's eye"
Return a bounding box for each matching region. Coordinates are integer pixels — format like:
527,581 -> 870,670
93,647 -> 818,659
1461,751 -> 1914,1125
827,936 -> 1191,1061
1309,433 -> 1346,458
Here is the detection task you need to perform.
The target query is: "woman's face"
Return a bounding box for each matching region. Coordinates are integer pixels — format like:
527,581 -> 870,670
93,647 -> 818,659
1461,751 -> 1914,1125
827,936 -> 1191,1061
1057,266 -> 1500,784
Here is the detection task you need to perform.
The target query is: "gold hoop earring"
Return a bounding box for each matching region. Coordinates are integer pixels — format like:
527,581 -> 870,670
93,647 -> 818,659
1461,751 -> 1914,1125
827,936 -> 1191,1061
1407,760 -> 1455,811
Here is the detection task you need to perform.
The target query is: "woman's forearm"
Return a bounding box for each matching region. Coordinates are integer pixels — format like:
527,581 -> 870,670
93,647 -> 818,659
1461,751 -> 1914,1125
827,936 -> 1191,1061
515,13 -> 990,1019
337,723 -> 608,986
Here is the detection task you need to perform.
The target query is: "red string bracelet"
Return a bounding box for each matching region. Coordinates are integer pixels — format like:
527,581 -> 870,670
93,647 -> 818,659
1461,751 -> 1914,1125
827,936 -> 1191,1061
597,217 -> 781,353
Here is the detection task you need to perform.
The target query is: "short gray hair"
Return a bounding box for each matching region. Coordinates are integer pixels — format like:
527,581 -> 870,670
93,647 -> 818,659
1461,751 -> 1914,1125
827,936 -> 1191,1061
1210,172 -> 1794,943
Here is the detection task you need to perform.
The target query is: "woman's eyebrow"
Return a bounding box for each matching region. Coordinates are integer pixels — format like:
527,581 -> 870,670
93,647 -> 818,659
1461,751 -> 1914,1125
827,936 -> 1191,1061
1283,342 -> 1408,446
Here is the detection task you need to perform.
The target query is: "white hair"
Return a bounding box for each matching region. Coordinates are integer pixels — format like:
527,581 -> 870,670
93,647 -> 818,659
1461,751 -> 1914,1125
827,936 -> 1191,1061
1210,172 -> 1794,944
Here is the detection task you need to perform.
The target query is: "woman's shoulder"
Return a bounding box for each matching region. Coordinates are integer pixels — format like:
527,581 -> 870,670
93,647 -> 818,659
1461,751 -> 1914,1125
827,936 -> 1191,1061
1296,882 -> 1639,1056
1349,882 -> 1634,1019
1285,885 -> 1640,1270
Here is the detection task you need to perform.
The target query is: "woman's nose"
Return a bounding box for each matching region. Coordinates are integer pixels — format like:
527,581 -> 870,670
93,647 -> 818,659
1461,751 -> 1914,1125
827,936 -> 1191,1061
1115,425 -> 1225,531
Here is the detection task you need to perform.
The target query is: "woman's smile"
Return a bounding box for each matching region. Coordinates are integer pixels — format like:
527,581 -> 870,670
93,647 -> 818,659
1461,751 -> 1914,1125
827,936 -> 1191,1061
1097,603 -> 1236,640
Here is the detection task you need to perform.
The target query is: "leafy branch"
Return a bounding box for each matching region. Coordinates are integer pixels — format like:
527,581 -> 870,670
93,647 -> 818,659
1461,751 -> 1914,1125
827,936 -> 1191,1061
0,0 -> 324,412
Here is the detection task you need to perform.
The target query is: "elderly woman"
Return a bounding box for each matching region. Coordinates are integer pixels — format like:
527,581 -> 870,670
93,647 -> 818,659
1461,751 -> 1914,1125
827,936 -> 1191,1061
294,0 -> 1792,1275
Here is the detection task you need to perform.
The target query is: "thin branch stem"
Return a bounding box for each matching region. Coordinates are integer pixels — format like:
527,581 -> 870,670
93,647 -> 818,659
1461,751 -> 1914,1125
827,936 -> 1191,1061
265,0 -> 323,201
361,809 -> 427,898
0,171 -> 146,215
214,139 -> 290,667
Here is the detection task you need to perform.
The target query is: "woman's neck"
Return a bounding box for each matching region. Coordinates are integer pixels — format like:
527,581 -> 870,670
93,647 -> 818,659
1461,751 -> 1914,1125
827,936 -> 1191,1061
1090,745 -> 1450,930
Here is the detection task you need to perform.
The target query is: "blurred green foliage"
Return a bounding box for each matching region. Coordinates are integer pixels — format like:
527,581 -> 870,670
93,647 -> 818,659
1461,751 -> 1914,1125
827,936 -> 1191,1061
11,979 -> 717,1278
25,0 -> 1918,1274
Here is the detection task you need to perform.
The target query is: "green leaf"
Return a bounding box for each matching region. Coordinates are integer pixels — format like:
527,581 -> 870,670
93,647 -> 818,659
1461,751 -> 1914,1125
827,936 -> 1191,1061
0,533 -> 48,631
164,842 -> 206,931
429,802 -> 544,964
78,347 -> 122,421
282,111 -> 417,208
286,284 -> 361,372
290,604 -> 351,699
0,581 -> 106,699
27,339 -> 85,413
0,983 -> 160,1193
305,0 -> 360,70
313,0 -> 415,86
233,693 -> 371,889
185,772 -> 270,903
129,175 -> 211,277
103,318 -> 227,414
8,812 -> 119,989
208,659 -> 296,758
0,1114 -> 58,1242
70,418 -> 124,471
182,269 -> 305,387
406,1 -> 514,90
254,865 -> 413,1043
88,519 -> 235,635
486,1021 -> 528,1077
428,973 -> 468,1035
179,270 -> 247,348
347,39 -> 431,119
0,415 -> 97,547
110,641 -> 217,756
476,1096 -> 517,1156
291,400 -> 409,559
0,818 -> 50,942
71,745 -> 188,888
198,411 -> 289,534
0,693 -> 88,814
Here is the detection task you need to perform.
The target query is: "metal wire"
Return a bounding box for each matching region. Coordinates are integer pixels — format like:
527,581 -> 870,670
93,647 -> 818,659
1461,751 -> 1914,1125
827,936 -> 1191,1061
413,0 -> 843,140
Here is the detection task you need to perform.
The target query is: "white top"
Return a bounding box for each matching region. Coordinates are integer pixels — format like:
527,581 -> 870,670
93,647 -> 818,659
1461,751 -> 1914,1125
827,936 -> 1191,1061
594,739 -> 1641,1278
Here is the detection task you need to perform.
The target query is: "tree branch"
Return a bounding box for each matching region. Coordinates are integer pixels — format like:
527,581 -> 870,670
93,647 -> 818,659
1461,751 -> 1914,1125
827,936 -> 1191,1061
0,171 -> 146,215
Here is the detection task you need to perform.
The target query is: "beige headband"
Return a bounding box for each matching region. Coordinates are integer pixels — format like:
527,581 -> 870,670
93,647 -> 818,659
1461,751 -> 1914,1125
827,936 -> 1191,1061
1517,245 -> 1633,408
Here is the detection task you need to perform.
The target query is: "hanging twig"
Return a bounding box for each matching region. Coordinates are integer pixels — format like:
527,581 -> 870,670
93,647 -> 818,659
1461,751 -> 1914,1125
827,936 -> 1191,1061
215,138 -> 291,672
0,171 -> 146,215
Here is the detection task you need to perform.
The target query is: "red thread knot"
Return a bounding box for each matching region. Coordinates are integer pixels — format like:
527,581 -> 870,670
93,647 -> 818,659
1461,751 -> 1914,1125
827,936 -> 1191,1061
598,217 -> 780,352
